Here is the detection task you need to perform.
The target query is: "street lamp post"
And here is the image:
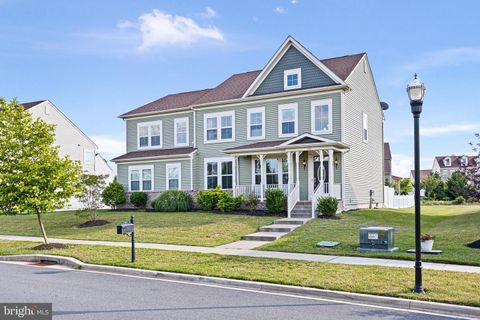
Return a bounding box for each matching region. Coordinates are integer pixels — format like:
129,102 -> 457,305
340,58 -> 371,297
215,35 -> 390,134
407,74 -> 426,294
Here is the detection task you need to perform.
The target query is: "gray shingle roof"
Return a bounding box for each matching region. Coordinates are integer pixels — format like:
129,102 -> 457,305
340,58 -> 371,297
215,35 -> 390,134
112,147 -> 196,162
19,100 -> 47,110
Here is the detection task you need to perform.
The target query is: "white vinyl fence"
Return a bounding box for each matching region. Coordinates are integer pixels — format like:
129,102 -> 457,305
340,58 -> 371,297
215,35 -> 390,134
384,186 -> 414,209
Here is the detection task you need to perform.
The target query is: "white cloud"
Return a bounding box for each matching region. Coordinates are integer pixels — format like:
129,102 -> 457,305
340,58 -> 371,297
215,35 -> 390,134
291,0 -> 299,4
201,7 -> 217,19
119,9 -> 224,51
90,135 -> 125,156
403,47 -> 480,71
420,124 -> 480,137
392,153 -> 413,178
274,7 -> 287,14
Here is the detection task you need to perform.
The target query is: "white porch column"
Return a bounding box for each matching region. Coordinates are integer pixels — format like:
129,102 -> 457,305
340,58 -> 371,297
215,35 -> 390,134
258,154 -> 266,201
233,156 -> 238,196
295,151 -> 301,186
328,149 -> 334,197
286,151 -> 293,192
319,150 -> 324,193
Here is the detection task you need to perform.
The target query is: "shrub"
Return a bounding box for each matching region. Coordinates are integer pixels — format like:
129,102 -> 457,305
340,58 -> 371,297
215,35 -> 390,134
151,190 -> 193,212
452,196 -> 465,205
130,192 -> 148,208
196,186 -> 231,211
317,197 -> 338,216
243,193 -> 259,212
217,194 -> 243,213
265,188 -> 287,214
102,177 -> 126,209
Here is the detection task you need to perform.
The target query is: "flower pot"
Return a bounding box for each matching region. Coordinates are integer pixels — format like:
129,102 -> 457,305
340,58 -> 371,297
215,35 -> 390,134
421,239 -> 434,252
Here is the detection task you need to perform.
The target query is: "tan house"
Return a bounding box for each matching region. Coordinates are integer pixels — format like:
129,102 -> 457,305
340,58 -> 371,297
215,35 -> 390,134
432,155 -> 477,181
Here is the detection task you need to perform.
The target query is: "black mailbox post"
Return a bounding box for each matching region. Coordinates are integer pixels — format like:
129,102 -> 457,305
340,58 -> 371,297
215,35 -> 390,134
117,216 -> 135,262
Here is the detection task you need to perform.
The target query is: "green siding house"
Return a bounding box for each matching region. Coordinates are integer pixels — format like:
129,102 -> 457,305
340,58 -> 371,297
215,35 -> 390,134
113,36 -> 385,215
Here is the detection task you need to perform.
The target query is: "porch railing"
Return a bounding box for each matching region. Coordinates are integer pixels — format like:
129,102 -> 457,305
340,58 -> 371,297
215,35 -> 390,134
234,184 -> 289,200
287,183 -> 299,218
312,183 -> 323,218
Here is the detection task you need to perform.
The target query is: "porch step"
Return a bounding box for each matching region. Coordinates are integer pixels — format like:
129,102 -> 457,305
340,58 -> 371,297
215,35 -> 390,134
275,218 -> 310,225
241,232 -> 289,241
259,224 -> 300,233
297,201 -> 312,205
291,213 -> 312,219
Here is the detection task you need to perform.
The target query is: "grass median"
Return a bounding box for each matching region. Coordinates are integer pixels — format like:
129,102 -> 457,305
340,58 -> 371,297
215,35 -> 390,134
1,240 -> 479,307
0,211 -> 277,247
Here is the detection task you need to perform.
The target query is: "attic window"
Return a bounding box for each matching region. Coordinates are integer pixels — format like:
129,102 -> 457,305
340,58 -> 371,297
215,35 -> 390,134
461,156 -> 468,166
444,158 -> 451,166
284,68 -> 301,90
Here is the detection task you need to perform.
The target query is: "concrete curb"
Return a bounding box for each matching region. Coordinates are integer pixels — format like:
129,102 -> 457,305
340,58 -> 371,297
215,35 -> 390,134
1,254 -> 479,319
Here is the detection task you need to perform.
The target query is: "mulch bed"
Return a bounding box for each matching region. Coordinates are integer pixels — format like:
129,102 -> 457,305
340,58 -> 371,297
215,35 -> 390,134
467,240 -> 480,249
77,220 -> 111,228
32,243 -> 67,250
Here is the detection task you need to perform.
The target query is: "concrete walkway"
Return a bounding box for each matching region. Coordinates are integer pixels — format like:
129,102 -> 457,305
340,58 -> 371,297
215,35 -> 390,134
2,235 -> 480,274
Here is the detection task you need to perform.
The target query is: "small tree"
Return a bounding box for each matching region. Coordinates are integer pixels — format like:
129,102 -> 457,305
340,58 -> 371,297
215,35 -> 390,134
0,98 -> 82,244
77,174 -> 107,221
463,133 -> 480,200
420,172 -> 446,200
399,178 -> 413,195
446,171 -> 472,200
102,177 -> 126,209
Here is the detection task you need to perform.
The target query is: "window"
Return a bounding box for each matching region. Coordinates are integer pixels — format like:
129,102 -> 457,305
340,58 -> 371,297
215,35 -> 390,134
166,163 -> 181,190
204,158 -> 234,189
278,103 -> 298,137
253,158 -> 288,185
83,149 -> 95,171
247,107 -> 265,140
284,68 -> 302,90
128,165 -> 153,191
174,117 -> 189,147
311,99 -> 332,134
362,112 -> 368,143
204,111 -> 235,143
444,158 -> 451,167
461,156 -> 468,166
137,121 -> 162,149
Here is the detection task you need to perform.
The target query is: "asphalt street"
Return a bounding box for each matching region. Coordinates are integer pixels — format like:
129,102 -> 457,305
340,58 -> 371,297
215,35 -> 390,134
0,262 -> 464,320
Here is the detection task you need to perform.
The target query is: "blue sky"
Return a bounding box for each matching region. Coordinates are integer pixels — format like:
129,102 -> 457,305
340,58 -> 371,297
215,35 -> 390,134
1,0 -> 479,176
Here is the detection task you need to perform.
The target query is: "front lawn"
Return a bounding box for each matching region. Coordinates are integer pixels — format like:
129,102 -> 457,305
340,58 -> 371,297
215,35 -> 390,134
0,211 -> 277,247
1,240 -> 479,307
260,205 -> 480,266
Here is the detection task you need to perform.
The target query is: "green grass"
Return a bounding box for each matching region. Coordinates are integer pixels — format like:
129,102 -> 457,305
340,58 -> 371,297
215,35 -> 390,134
0,211 -> 276,247
260,205 -> 480,266
1,240 -> 479,307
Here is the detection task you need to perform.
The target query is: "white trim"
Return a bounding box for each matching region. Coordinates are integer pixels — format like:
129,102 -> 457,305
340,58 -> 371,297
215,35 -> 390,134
174,117 -> 189,147
243,36 -> 346,98
122,109 -> 193,120
137,120 -> 163,149
166,163 -> 182,190
362,112 -> 369,143
247,107 -> 265,140
284,68 -> 302,90
203,111 -> 235,144
278,103 -> 298,138
203,157 -> 235,190
192,110 -> 197,148
310,99 -> 333,134
128,164 -> 154,192
279,133 -> 336,146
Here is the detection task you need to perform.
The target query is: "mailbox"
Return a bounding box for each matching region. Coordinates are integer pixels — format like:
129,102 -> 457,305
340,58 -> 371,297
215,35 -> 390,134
117,222 -> 134,235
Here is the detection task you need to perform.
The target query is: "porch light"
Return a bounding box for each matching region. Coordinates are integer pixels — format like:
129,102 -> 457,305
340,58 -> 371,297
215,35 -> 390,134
302,159 -> 307,169
335,157 -> 339,168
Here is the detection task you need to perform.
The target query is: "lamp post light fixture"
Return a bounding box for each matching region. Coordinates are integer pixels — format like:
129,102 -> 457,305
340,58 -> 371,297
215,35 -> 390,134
407,73 -> 426,294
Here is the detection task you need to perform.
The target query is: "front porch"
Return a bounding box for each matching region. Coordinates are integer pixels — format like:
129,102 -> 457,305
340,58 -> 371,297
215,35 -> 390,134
226,133 -> 349,218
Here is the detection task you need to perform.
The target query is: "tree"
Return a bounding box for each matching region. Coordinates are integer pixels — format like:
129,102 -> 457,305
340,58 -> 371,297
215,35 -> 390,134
420,172 -> 446,200
463,133 -> 480,200
77,174 -> 107,221
0,98 -> 82,244
447,171 -> 473,200
399,178 -> 413,195
102,177 -> 126,209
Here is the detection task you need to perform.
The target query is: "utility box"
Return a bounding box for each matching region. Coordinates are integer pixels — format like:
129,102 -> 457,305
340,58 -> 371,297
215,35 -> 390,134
117,222 -> 134,235
357,227 -> 398,252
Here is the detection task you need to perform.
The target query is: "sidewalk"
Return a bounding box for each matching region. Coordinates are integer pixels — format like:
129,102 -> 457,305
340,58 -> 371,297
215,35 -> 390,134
1,234 -> 480,274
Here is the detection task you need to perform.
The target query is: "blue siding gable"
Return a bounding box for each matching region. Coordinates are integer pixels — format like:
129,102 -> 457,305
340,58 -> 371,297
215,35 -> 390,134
253,46 -> 337,96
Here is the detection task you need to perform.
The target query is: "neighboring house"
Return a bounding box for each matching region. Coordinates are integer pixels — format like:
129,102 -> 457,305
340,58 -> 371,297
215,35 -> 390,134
409,169 -> 432,182
432,155 -> 478,181
20,100 -> 113,208
112,36 -> 385,213
384,142 -> 392,184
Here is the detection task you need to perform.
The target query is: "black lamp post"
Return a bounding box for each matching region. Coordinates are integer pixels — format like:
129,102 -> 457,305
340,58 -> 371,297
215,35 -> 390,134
407,74 -> 426,294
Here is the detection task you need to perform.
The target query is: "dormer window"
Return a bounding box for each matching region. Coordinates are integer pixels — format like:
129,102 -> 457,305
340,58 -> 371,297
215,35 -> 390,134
444,157 -> 451,167
461,156 -> 468,166
284,68 -> 301,90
